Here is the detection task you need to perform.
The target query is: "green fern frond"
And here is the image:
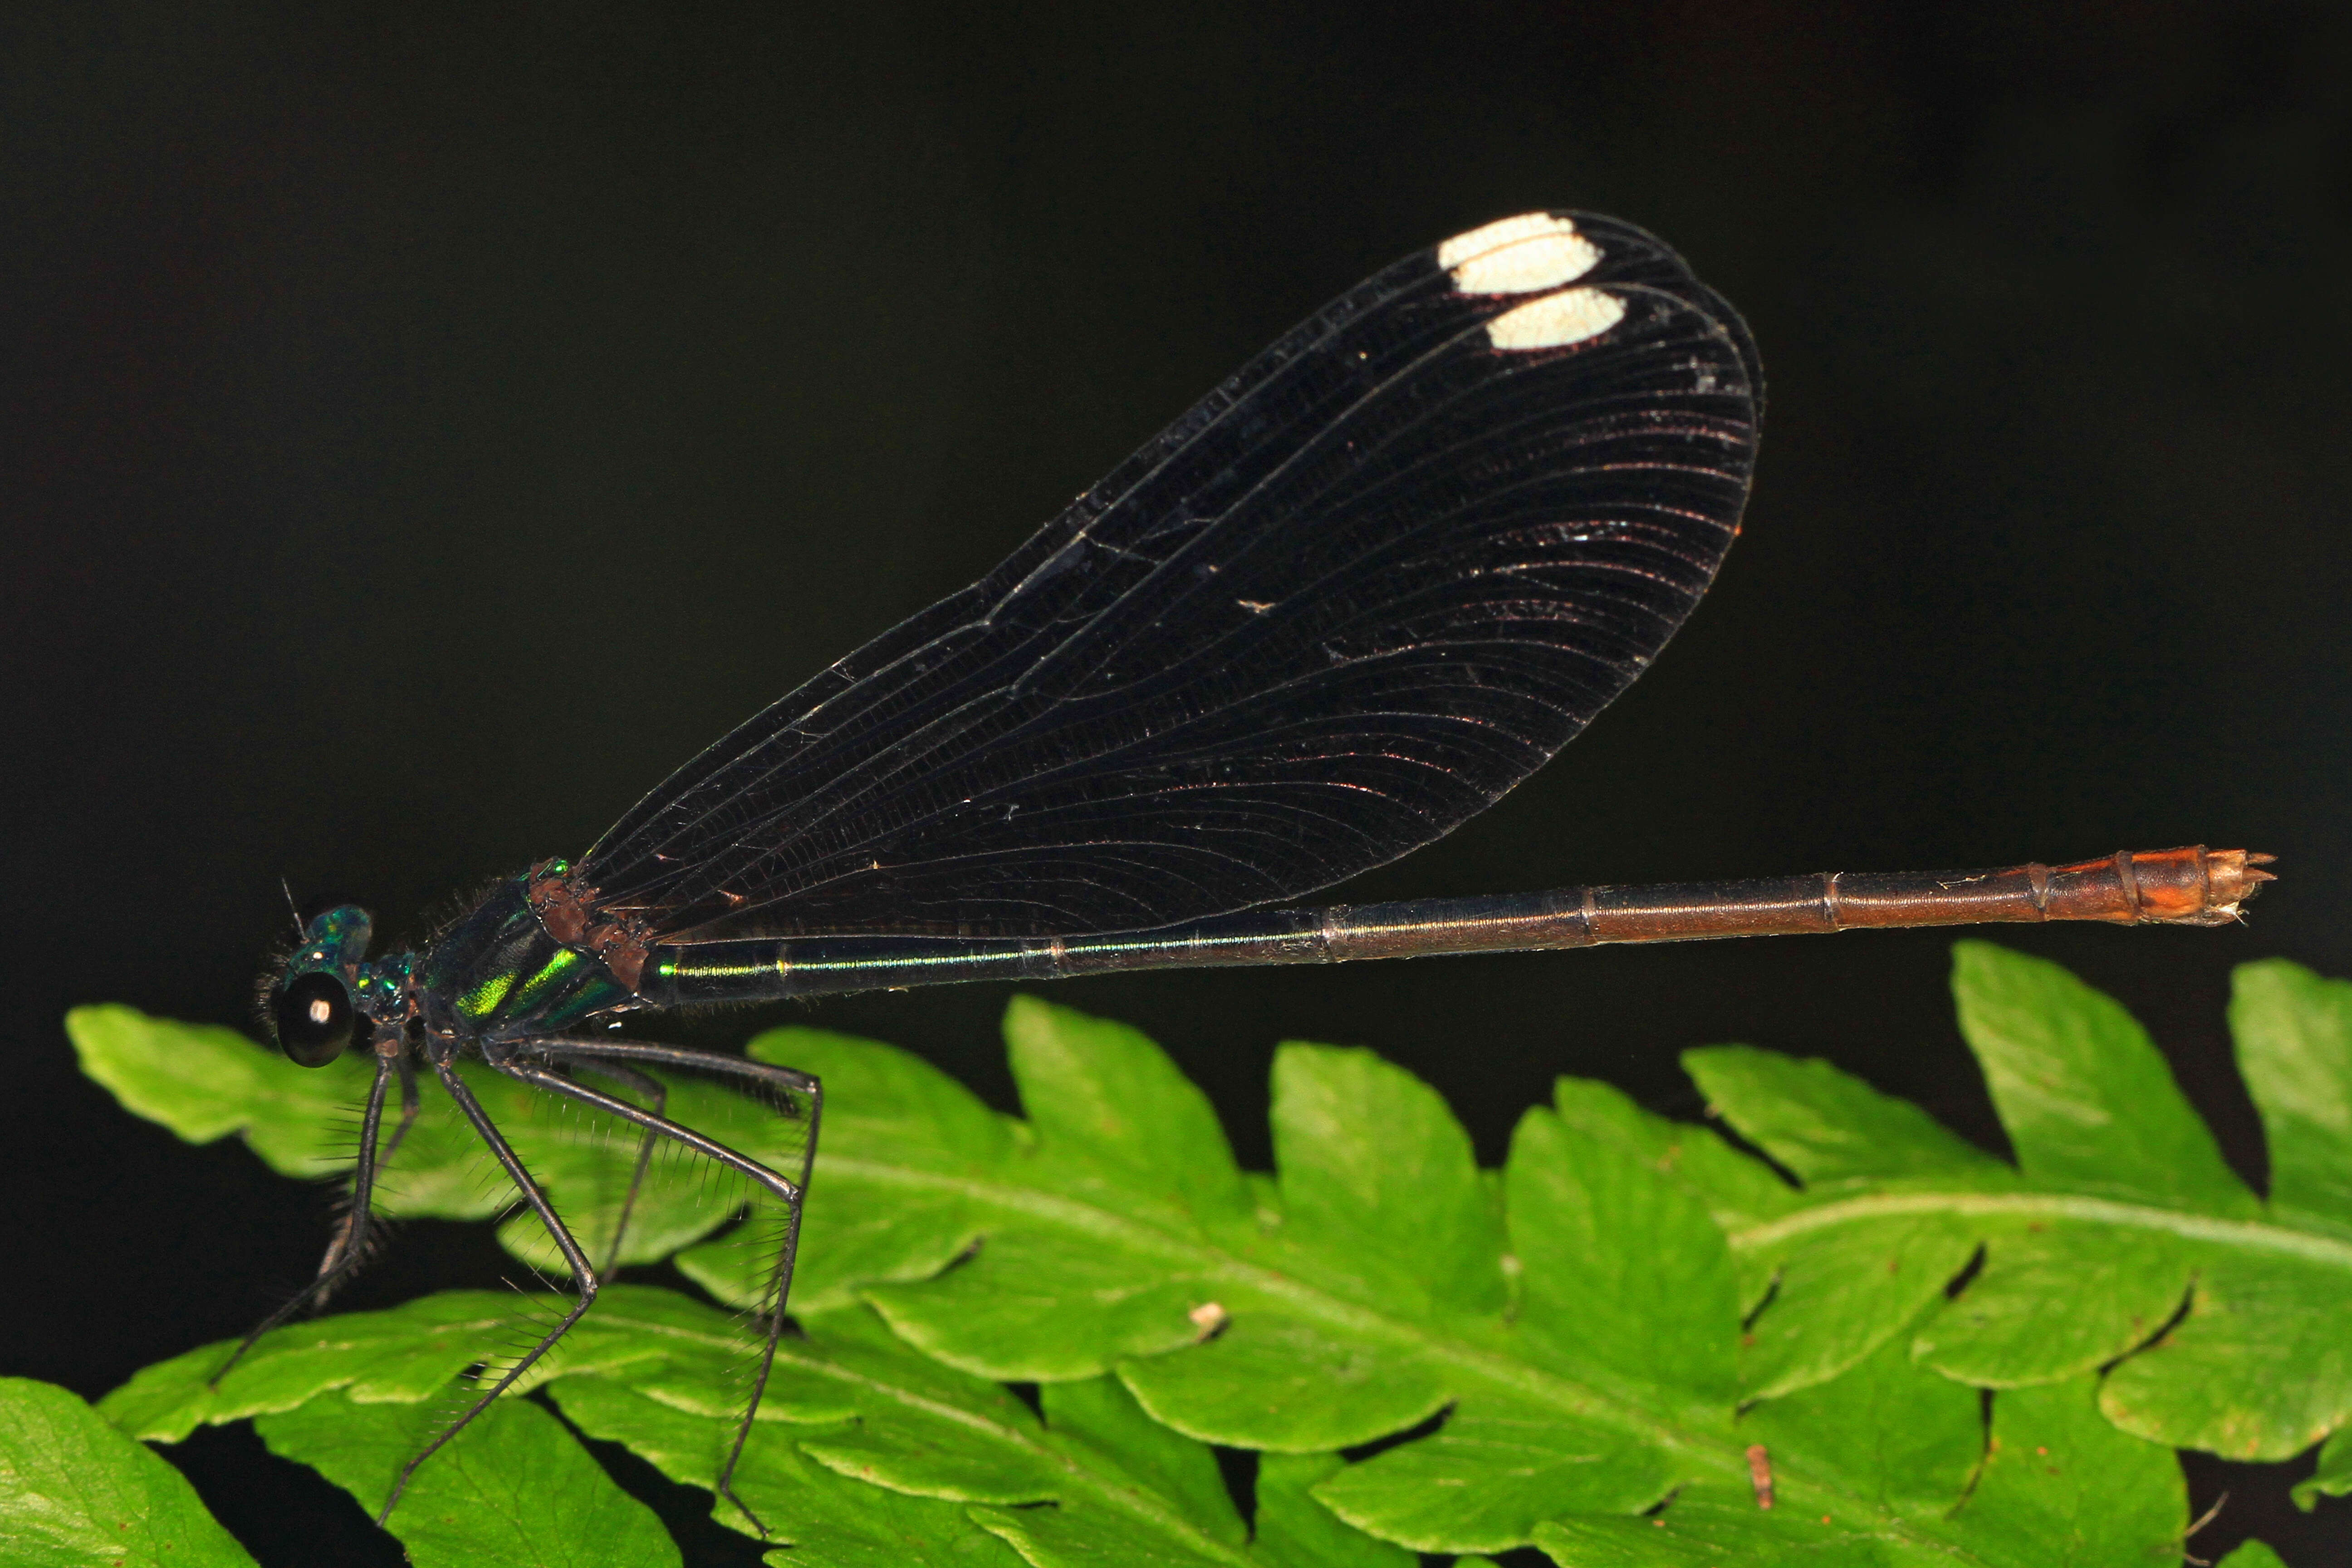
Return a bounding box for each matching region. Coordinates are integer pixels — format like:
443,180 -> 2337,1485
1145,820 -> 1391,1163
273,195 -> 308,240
47,942 -> 2338,1564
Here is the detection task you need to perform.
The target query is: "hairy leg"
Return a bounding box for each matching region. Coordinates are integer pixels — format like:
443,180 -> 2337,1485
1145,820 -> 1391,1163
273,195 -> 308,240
376,1060 -> 604,1525
515,1048 -> 820,1536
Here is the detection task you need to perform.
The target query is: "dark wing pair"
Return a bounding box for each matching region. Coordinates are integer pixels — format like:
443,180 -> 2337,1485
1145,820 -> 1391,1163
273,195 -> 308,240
579,211 -> 1763,941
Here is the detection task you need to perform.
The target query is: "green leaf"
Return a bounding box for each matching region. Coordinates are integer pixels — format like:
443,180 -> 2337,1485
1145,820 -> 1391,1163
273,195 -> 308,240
103,1285 -> 1408,1568
103,1290 -> 554,1443
0,1377 -> 256,1568
68,1004 -> 365,1176
685,994 -> 2213,1558
961,1377 -> 1250,1566
548,1374 -> 1019,1567
1684,1045 -> 2009,1188
1004,995 -> 1254,1230
1733,1210 -> 1979,1400
1117,1303 -> 1453,1452
1908,1223 -> 2186,1387
2217,1544 -> 2292,1568
1250,1454 -> 1415,1568
1708,946 -> 2352,1463
81,951 -> 2347,1561
1547,1076 -> 1798,1235
1504,1102 -> 1738,1411
2292,1423 -> 2352,1510
1270,1043 -> 1505,1319
1034,1375 -> 1246,1544
1959,1376 -> 2185,1563
491,1067 -> 785,1272
2233,960 -> 2352,1230
680,1025 -> 1012,1314
255,1388 -> 679,1568
1310,1388 -> 1678,1553
1738,1309 -> 1980,1523
1951,942 -> 2255,1213
2097,1244 -> 2352,1459
66,1004 -> 766,1273
1532,1373 -> 2184,1568
101,1286 -> 843,1445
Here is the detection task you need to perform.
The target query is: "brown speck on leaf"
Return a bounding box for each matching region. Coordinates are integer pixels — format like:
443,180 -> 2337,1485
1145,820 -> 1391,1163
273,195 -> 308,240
1745,1444 -> 1774,1509
1188,1301 -> 1229,1339
2036,1446 -> 2048,1455
1886,1257 -> 1901,1274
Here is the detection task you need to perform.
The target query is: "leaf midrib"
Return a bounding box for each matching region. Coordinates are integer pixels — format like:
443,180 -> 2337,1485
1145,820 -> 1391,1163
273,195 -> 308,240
1729,1189 -> 2352,1268
813,1152 -> 2009,1563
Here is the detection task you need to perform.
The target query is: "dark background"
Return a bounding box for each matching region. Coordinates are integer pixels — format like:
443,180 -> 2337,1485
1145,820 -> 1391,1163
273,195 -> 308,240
7,3 -> 2347,1563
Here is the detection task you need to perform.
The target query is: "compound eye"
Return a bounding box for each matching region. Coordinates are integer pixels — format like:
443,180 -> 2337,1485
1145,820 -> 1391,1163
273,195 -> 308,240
274,972 -> 355,1067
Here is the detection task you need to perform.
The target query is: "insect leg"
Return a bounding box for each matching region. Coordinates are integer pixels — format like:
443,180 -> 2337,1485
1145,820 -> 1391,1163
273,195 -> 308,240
522,1035 -> 818,1106
377,1059 -> 603,1526
375,1053 -> 422,1166
213,1051 -> 396,1385
563,1058 -> 665,1276
316,1054 -> 424,1279
506,1056 -> 818,1537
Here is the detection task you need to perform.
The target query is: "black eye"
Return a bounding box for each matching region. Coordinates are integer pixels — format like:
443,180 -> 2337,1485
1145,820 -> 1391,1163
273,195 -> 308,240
274,973 -> 354,1067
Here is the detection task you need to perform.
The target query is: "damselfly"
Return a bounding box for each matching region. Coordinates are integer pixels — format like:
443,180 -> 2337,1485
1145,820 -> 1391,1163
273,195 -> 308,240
243,211 -> 2270,1528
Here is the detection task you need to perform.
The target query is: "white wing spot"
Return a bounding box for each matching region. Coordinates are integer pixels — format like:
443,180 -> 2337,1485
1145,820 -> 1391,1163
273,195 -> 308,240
1436,212 -> 1582,268
1448,230 -> 1600,295
1486,287 -> 1625,351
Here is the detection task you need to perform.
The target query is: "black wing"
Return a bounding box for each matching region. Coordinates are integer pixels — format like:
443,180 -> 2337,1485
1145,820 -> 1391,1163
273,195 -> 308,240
580,211 -> 1762,941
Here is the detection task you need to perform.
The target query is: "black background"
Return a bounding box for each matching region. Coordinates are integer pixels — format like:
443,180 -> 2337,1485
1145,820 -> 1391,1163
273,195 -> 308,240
7,3 -> 2347,1564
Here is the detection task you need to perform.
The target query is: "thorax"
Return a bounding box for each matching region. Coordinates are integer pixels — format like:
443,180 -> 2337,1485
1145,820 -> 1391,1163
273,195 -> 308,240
412,862 -> 645,1044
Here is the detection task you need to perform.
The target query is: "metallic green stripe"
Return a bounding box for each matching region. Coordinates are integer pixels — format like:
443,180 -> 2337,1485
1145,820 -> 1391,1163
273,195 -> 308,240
457,967 -> 518,1019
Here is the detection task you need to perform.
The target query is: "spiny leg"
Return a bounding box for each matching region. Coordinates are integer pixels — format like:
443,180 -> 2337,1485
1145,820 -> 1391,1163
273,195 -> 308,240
564,1059 -> 665,1277
377,1054 -> 422,1165
514,1052 -> 818,1536
316,1054 -> 420,1278
524,1038 -> 821,1507
377,1059 -> 602,1527
720,1077 -> 815,1525
215,1052 -> 396,1384
522,1035 -> 819,1108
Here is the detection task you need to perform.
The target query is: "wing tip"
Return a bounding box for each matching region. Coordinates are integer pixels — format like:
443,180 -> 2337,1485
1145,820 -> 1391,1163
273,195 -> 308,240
1440,211 -> 1603,297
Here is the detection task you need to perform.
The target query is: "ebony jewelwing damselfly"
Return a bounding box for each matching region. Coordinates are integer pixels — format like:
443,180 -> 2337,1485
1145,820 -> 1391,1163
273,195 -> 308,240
241,211 -> 2272,1529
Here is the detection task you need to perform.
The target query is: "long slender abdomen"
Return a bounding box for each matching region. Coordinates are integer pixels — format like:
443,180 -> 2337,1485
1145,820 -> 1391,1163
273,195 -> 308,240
638,847 -> 2270,1004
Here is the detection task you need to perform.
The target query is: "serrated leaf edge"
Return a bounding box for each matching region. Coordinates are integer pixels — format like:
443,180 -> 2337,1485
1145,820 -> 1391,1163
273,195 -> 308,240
566,1299 -> 1264,1564
814,1151 -> 2032,1562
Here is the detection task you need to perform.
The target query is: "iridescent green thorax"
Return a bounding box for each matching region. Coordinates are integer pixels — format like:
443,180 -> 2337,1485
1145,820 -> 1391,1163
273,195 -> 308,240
416,867 -> 638,1042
